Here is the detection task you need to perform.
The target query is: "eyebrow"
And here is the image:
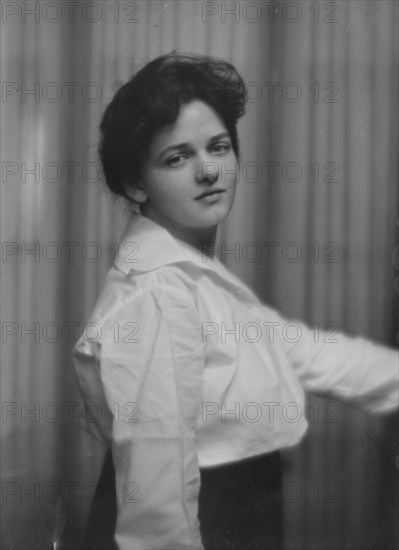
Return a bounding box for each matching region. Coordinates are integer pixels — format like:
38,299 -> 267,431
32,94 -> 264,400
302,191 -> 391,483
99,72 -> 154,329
158,132 -> 230,160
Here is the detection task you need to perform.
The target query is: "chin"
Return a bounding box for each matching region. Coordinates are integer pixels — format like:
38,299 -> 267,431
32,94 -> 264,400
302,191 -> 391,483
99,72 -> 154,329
196,209 -> 230,228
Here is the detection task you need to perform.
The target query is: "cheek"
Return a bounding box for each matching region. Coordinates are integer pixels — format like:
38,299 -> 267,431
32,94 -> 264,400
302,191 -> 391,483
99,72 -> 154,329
145,172 -> 188,208
222,153 -> 238,184
143,171 -> 168,199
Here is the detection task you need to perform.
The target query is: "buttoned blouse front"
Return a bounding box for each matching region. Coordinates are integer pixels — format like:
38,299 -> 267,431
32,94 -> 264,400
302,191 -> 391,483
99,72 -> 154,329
73,212 -> 398,550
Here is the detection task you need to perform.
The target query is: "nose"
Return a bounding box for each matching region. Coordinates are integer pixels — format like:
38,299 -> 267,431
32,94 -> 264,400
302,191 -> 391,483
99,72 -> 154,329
194,156 -> 219,185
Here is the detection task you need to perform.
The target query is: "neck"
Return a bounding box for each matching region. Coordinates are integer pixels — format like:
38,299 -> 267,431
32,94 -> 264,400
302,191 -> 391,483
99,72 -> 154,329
140,208 -> 218,258
178,227 -> 218,258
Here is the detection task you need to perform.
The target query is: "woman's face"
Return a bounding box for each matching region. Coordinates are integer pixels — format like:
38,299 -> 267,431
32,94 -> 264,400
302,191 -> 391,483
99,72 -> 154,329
132,100 -> 238,243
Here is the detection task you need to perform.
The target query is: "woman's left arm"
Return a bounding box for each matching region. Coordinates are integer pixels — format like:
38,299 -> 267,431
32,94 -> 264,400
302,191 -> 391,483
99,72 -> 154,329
74,283 -> 206,550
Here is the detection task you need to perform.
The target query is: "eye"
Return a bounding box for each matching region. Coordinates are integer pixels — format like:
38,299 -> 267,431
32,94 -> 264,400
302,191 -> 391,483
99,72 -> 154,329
211,141 -> 231,155
165,153 -> 189,168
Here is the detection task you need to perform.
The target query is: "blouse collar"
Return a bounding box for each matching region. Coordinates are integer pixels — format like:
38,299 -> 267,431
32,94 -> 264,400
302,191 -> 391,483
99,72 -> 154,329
114,212 -> 254,295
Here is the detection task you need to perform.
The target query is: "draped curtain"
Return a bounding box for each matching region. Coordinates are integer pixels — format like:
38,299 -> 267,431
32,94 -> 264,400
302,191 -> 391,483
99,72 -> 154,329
2,1 -> 397,548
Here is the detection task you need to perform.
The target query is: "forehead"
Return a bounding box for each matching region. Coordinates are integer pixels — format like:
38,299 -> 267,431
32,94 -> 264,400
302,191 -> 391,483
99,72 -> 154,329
150,101 -> 227,150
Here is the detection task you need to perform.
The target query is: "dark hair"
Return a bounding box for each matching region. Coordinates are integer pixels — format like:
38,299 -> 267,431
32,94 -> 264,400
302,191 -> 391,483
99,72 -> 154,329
99,52 -> 247,201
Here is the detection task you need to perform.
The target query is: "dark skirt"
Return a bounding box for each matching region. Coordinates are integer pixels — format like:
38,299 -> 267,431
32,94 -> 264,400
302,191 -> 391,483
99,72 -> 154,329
83,449 -> 283,550
199,452 -> 283,550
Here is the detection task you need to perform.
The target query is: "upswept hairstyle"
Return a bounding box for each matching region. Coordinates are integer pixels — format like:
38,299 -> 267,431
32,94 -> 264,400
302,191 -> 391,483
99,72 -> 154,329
99,52 -> 247,201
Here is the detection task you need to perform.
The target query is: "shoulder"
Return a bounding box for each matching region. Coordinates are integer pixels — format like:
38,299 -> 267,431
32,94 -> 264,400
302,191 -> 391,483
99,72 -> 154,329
85,263 -> 200,329
73,264 -> 204,358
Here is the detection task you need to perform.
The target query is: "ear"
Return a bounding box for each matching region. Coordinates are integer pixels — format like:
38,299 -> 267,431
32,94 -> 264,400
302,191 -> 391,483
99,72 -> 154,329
126,182 -> 148,204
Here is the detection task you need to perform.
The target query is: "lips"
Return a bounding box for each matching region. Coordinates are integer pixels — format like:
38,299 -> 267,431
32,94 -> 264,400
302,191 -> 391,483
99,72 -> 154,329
195,189 -> 225,200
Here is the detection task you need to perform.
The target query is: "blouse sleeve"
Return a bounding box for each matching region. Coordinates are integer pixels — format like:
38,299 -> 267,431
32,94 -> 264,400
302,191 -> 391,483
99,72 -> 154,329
263,306 -> 398,414
73,285 -> 205,550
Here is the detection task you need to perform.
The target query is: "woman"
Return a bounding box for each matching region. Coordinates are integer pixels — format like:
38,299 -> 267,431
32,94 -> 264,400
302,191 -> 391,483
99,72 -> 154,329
73,53 -> 398,550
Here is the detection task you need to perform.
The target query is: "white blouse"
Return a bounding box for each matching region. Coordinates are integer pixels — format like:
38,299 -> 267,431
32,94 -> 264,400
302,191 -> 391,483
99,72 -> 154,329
73,212 -> 398,550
